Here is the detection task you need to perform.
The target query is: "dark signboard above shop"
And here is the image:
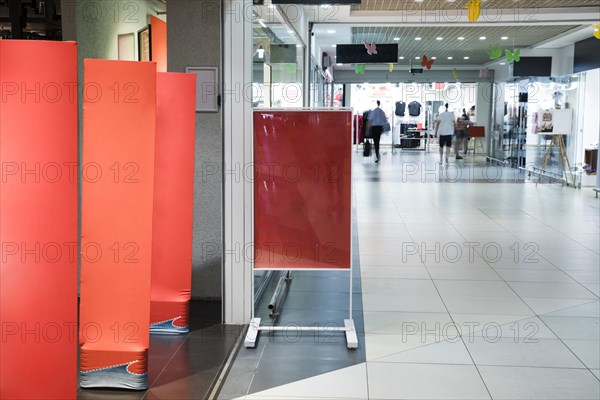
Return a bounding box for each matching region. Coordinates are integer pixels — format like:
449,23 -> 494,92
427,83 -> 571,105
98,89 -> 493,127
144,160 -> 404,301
254,0 -> 361,4
336,44 -> 399,64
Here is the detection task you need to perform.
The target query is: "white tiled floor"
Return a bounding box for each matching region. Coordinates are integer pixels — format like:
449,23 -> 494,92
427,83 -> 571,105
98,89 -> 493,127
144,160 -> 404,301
231,152 -> 600,399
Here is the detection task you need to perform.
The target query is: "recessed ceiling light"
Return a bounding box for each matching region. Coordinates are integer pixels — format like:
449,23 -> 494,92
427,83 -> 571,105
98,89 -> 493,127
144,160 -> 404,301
464,56 -> 469,59
415,0 -> 424,2
458,37 -> 465,40
393,37 -> 400,41
479,36 -> 487,40
415,56 -> 420,59
327,30 -> 336,34
448,56 -> 453,60
500,62 -> 506,65
399,56 -> 405,59
415,37 -> 422,40
436,37 -> 443,41
431,56 -> 437,59
501,36 -> 509,40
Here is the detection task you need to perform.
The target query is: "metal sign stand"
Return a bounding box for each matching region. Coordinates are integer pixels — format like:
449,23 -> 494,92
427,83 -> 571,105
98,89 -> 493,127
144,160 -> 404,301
245,268 -> 358,349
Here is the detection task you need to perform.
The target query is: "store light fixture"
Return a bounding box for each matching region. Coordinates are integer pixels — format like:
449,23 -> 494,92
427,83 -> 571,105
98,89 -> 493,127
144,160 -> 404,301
399,56 -> 405,59
464,56 -> 469,59
393,37 -> 400,41
458,37 -> 465,40
500,62 -> 506,65
431,56 -> 437,59
415,56 -> 420,59
415,37 -> 422,40
501,36 -> 509,40
448,56 -> 453,59
436,37 -> 443,41
479,36 -> 486,40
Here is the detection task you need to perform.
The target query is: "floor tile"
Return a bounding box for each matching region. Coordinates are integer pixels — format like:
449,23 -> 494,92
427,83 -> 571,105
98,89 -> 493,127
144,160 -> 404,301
465,337 -> 585,368
442,295 -> 533,316
360,266 -> 430,279
522,297 -> 597,315
478,366 -> 600,399
539,316 -> 600,340
375,338 -> 473,365
427,266 -> 501,281
495,269 -> 577,283
543,300 -> 599,317
435,280 -> 516,298
362,292 -> 446,313
243,363 -> 368,399
507,282 -> 598,300
563,339 -> 600,370
367,362 -> 491,399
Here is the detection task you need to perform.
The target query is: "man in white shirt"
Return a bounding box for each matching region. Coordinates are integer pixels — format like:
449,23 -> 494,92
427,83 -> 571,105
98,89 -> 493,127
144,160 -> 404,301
434,103 -> 456,164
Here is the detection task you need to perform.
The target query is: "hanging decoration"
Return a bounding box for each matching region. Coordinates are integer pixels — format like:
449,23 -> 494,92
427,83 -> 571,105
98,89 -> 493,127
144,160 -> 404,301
452,68 -> 459,80
355,64 -> 366,74
591,23 -> 600,39
487,45 -> 502,60
505,48 -> 521,63
466,0 -> 481,22
388,63 -> 394,72
363,42 -> 378,55
421,55 -> 435,70
479,67 -> 490,78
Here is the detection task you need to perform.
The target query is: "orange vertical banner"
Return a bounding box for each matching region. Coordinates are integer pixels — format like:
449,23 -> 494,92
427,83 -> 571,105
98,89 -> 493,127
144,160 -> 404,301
79,60 -> 156,389
0,40 -> 78,399
150,72 -> 196,334
151,16 -> 167,72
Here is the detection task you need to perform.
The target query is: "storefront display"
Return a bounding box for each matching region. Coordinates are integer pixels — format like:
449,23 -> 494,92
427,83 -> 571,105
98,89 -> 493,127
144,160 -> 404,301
0,40 -> 78,400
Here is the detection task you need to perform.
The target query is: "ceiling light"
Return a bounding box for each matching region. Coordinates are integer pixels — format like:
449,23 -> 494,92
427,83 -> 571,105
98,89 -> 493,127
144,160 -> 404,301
479,36 -> 486,40
448,56 -> 453,60
458,37 -> 465,40
257,48 -> 264,59
500,62 -> 506,65
393,37 -> 400,41
415,56 -> 420,59
436,37 -> 443,41
501,36 -> 508,40
415,37 -> 422,40
399,56 -> 405,59
327,30 -> 336,34
431,57 -> 437,59
464,56 -> 469,59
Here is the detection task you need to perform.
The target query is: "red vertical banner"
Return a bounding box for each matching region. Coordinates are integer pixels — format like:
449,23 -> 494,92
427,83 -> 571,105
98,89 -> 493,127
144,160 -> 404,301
79,60 -> 156,389
253,110 -> 352,270
0,41 -> 78,399
150,72 -> 196,334
151,16 -> 167,73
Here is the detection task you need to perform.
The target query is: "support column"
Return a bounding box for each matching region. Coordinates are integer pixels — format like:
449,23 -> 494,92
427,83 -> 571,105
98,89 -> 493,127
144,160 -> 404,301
223,0 -> 254,324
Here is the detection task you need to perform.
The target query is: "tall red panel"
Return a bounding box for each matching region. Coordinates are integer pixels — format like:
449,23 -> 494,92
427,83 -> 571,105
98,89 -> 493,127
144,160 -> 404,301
253,110 -> 352,269
0,41 -> 78,399
79,60 -> 156,389
151,16 -> 167,73
150,72 -> 196,334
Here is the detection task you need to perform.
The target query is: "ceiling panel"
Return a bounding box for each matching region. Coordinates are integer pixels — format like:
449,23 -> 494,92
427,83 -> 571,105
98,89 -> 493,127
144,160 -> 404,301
352,0 -> 600,11
351,25 -> 580,65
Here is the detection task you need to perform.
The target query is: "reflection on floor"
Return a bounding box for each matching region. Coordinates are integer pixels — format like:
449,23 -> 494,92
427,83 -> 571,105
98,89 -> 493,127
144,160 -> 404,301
219,148 -> 600,400
77,301 -> 243,400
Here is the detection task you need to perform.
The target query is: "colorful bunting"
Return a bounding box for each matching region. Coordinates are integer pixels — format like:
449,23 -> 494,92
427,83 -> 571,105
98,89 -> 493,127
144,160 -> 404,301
466,0 -> 481,22
388,63 -> 394,72
355,64 -> 366,74
421,55 -> 435,70
505,48 -> 521,63
487,45 -> 502,60
363,42 -> 378,55
452,68 -> 459,80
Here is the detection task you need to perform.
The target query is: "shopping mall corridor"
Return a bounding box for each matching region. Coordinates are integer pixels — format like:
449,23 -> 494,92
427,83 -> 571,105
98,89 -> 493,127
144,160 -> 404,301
219,148 -> 600,400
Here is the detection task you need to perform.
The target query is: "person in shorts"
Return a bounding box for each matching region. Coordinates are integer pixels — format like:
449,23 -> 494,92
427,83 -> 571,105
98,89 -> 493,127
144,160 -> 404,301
454,109 -> 470,159
434,103 -> 456,164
